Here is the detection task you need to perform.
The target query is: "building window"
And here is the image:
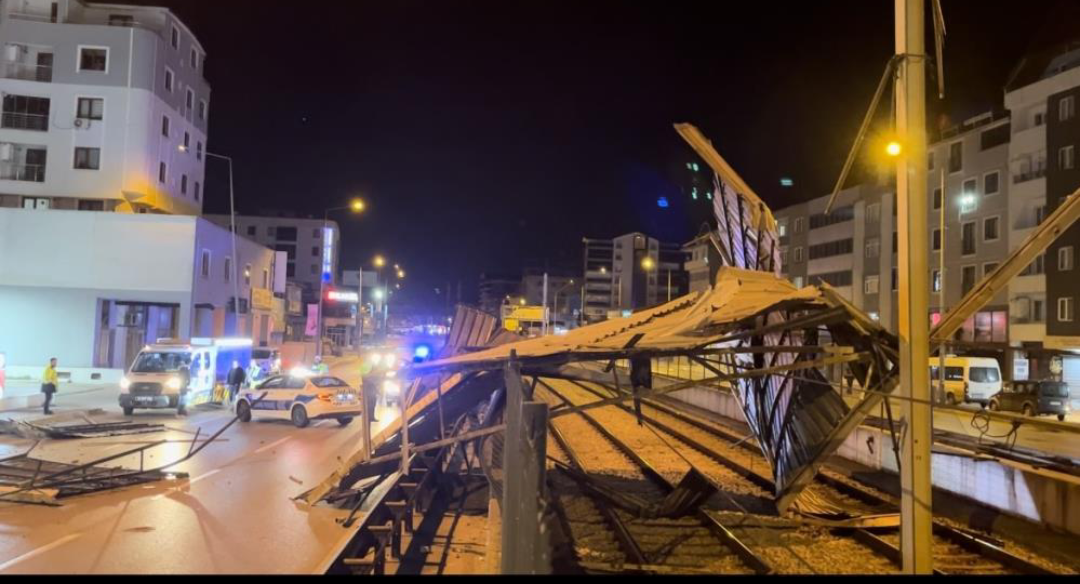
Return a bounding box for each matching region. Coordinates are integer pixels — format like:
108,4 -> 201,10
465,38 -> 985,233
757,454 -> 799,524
932,188 -> 942,210
1059,246 -> 1075,271
793,247 -> 804,263
808,238 -> 854,260
892,267 -> 898,292
1036,205 -> 1048,226
164,67 -> 174,93
961,222 -> 976,255
262,269 -> 269,289
984,171 -> 1000,196
247,226 -> 256,236
1035,111 -> 1046,126
962,178 -> 978,197
78,47 -> 108,72
312,246 -> 320,257
984,262 -> 999,278
162,115 -> 170,138
778,220 -> 788,238
158,162 -> 167,183
780,247 -> 790,266
961,265 -> 977,295
224,257 -> 232,283
77,200 -> 104,211
194,181 -> 201,202
867,202 -> 881,224
1060,96 -> 1075,122
792,276 -> 805,288
812,271 -> 853,288
794,218 -> 804,234
76,97 -> 104,121
190,48 -> 199,69
198,100 -> 208,121
1022,253 -> 1046,277
960,194 -> 977,214
171,26 -> 180,50
313,228 -> 322,239
311,264 -> 318,276
183,132 -> 191,151
1059,145 -> 1075,170
200,250 -> 211,279
197,142 -> 204,161
186,89 -> 194,114
983,216 -> 1000,242
932,229 -> 941,252
865,238 -> 881,259
864,276 -> 880,295
73,147 -> 100,170
928,151 -> 935,171
267,227 -> 276,237
932,270 -> 942,293
181,174 -> 188,195
1,95 -> 50,131
980,124 -> 1010,151
809,206 -> 855,230
949,141 -> 963,173
1059,297 -> 1074,323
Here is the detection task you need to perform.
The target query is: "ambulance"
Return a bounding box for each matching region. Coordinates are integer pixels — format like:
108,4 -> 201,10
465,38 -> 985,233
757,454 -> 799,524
119,338 -> 253,416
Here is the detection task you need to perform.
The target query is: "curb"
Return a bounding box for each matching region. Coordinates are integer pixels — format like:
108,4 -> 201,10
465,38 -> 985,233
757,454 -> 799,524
0,386 -> 111,414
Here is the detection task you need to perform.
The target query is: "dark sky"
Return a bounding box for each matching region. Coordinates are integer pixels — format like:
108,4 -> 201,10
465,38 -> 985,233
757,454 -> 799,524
134,0 -> 1068,307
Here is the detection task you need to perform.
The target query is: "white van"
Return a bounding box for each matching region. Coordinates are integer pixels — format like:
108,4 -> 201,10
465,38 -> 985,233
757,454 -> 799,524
929,356 -> 1003,406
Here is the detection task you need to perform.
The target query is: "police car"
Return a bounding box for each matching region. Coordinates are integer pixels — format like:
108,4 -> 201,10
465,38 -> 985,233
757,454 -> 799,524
236,372 -> 363,428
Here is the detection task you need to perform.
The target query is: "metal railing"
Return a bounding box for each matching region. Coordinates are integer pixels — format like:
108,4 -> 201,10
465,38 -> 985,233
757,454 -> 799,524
0,164 -> 46,183
0,112 -> 49,131
1,61 -> 53,82
1013,168 -> 1047,184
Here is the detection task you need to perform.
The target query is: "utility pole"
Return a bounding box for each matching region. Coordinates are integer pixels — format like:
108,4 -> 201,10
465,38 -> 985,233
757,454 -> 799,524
541,273 -> 549,336
938,169 -> 947,403
895,0 -> 933,574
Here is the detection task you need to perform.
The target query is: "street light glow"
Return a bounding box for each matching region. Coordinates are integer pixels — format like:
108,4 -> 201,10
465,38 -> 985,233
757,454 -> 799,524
350,199 -> 366,213
642,257 -> 656,271
374,256 -> 386,268
397,270 -> 406,279
373,289 -> 385,301
885,141 -> 903,157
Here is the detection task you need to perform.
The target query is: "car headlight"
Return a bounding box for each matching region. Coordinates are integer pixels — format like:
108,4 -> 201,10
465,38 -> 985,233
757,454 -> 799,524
383,380 -> 401,395
385,354 -> 397,369
369,353 -> 383,366
166,377 -> 183,391
119,377 -> 131,392
386,369 -> 397,379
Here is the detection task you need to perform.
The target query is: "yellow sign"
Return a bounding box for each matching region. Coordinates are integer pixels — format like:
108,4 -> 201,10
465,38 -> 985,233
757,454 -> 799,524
251,288 -> 274,311
504,318 -> 521,332
507,306 -> 545,322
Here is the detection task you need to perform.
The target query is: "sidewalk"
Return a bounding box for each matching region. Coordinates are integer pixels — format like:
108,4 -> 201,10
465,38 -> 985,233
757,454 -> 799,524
0,381 -> 112,413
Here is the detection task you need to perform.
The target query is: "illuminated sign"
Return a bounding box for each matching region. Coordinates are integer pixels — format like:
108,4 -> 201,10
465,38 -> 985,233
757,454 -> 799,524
328,290 -> 360,304
322,227 -> 334,284
251,288 -> 273,311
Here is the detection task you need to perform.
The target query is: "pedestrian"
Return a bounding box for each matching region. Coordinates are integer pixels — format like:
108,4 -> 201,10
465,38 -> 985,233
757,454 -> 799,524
41,358 -> 59,416
312,356 -> 330,376
177,364 -> 191,416
227,361 -> 246,404
361,375 -> 380,424
630,357 -> 652,427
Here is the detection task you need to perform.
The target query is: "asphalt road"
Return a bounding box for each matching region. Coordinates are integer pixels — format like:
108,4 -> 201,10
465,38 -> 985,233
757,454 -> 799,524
0,356 -> 390,574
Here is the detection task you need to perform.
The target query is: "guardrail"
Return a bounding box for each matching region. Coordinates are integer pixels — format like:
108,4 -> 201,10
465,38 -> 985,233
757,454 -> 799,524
1,61 -> 52,82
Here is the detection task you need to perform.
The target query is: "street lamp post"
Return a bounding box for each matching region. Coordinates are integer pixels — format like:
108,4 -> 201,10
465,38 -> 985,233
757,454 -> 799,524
204,152 -> 242,335
553,280 -> 576,332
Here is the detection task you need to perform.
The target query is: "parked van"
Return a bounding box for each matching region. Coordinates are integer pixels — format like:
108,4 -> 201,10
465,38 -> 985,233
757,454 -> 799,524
928,356 -> 1003,406
120,338 -> 252,416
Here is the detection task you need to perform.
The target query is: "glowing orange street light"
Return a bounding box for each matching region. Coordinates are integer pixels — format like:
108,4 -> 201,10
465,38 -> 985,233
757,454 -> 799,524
885,141 -> 903,157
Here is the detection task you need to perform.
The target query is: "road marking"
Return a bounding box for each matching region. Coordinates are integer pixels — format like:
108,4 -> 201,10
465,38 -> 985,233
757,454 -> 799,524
150,469 -> 222,501
0,533 -> 82,572
254,436 -> 292,455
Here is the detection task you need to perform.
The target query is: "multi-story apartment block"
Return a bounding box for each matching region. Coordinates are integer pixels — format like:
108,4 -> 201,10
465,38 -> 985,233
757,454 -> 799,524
582,233 -> 688,323
204,215 -> 342,292
0,0 -> 210,214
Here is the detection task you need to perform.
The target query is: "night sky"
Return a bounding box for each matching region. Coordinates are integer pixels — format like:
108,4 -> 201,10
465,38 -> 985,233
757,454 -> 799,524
126,0 -> 1070,308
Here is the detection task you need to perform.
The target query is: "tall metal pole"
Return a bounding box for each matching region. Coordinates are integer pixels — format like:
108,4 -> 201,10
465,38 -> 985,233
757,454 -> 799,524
938,169 -> 947,403
542,273 -> 549,336
207,152 -> 242,338
356,267 -> 364,350
318,211 -> 330,358
896,0 -> 933,574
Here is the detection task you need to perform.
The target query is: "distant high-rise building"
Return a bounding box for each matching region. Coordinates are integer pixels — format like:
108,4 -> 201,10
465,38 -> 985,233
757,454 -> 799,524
582,233 -> 688,323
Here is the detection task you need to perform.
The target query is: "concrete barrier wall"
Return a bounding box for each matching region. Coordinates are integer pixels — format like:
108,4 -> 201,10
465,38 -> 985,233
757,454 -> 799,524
668,386 -> 1080,537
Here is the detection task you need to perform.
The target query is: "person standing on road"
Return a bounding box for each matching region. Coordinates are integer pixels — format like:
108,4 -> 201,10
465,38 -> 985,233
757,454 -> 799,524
227,361 -> 246,405
312,356 -> 330,375
177,364 -> 191,416
41,358 -> 59,416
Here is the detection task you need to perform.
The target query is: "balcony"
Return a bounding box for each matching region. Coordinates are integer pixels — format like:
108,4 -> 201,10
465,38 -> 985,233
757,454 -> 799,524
1,112 -> 49,131
1,60 -> 52,82
1013,168 -> 1047,185
0,163 -> 45,182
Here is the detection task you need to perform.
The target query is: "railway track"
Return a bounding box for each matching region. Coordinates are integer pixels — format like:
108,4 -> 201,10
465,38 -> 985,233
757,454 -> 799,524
544,376 -> 1067,575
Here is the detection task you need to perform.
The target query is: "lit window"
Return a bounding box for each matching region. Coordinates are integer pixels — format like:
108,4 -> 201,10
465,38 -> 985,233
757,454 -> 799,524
932,270 -> 942,292
778,221 -> 788,237
864,276 -> 880,295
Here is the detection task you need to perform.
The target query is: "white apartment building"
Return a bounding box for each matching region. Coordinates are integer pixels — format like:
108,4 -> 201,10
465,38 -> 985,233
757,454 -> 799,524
0,0 -> 210,214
